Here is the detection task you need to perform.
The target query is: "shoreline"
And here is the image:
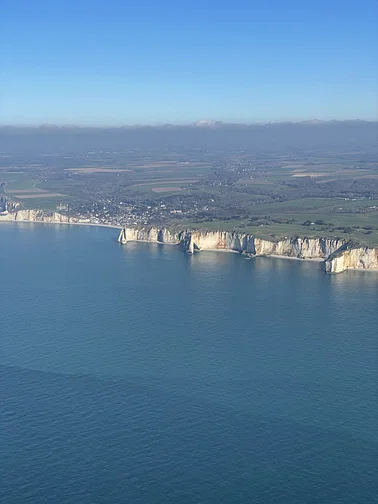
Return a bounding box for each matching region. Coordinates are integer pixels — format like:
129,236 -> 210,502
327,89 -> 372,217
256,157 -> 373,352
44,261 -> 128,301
119,239 -> 326,262
2,218 -> 377,272
257,253 -> 324,262
118,227 -> 378,273
0,220 -> 324,262
0,219 -> 122,231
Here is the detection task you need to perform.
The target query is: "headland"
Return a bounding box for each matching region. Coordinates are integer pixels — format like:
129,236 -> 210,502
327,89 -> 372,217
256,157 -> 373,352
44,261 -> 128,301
118,226 -> 378,274
1,209 -> 377,274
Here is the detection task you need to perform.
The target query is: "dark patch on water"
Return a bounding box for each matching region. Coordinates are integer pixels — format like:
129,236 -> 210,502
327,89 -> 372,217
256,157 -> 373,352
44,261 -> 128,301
1,366 -> 377,504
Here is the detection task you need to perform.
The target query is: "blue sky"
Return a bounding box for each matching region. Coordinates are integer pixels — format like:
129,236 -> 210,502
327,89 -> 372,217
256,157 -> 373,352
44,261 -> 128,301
1,0 -> 377,125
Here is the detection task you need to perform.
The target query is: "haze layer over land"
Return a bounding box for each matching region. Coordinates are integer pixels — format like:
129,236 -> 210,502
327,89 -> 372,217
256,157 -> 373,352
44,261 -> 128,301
1,121 -> 378,247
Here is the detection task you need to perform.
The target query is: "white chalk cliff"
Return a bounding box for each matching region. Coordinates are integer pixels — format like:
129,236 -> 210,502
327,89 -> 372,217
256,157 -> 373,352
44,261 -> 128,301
325,246 -> 378,273
1,212 -> 376,274
118,227 -> 378,274
0,209 -> 87,224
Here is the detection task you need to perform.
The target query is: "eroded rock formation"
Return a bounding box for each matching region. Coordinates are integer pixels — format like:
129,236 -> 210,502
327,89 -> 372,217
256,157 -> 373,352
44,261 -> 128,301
118,227 -> 378,274
0,209 -> 85,224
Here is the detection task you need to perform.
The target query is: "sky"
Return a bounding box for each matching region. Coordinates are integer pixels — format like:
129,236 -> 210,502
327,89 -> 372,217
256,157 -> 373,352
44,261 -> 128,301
0,0 -> 377,125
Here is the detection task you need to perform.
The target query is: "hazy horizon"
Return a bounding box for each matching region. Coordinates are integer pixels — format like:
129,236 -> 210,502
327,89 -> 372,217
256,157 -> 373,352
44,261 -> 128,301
1,119 -> 376,155
1,118 -> 377,129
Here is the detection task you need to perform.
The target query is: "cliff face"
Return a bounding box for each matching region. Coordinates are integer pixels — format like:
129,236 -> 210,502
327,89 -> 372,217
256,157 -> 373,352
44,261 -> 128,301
2,216 -> 376,274
0,209 -> 85,224
118,227 -> 179,245
118,227 -> 345,258
325,247 -> 378,273
183,231 -> 256,253
253,237 -> 346,259
118,227 -> 378,273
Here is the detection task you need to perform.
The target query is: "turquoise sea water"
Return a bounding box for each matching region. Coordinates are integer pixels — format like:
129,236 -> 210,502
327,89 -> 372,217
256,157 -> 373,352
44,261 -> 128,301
1,223 -> 377,504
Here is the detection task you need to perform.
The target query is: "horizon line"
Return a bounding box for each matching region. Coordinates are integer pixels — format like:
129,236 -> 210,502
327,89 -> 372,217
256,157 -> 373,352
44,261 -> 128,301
0,118 -> 377,129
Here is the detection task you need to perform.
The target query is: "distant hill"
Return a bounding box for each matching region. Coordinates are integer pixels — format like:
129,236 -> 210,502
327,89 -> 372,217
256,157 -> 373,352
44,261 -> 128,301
0,120 -> 376,153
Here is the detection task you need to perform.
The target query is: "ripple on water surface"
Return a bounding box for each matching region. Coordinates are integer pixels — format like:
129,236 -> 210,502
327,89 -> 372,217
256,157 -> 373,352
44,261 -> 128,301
1,223 -> 377,504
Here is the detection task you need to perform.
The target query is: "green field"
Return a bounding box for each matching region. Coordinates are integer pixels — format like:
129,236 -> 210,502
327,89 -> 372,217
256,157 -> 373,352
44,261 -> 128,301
172,196 -> 378,247
1,174 -> 37,191
2,153 -> 378,247
173,218 -> 378,247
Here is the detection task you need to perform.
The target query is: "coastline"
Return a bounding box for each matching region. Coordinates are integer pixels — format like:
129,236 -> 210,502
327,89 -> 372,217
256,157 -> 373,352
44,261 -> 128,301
256,254 -> 324,262
0,219 -> 122,231
2,216 -> 377,273
140,244 -> 324,261
0,220 -> 326,267
0,219 -> 324,263
118,227 -> 378,273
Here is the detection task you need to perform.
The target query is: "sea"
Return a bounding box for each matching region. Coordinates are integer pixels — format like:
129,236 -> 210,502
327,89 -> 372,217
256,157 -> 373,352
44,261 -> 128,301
1,223 -> 377,504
